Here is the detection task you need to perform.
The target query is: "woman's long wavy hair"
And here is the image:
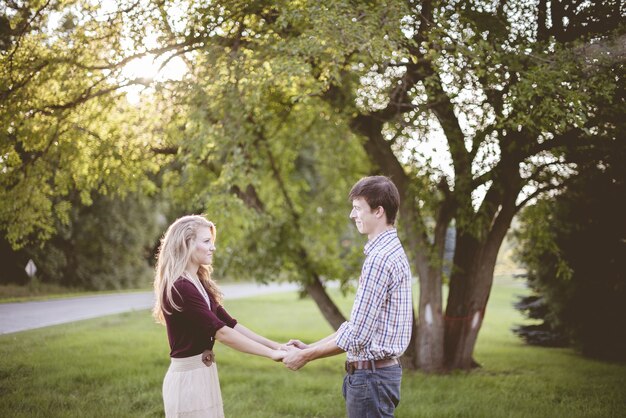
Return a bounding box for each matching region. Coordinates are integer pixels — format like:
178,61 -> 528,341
153,215 -> 223,324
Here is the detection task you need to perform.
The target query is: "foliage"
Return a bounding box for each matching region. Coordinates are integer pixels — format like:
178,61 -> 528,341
0,192 -> 165,290
0,0 -> 160,248
511,294 -> 569,347
513,142 -> 626,361
142,1 -> 390,287
513,48 -> 625,360
290,0 -> 625,369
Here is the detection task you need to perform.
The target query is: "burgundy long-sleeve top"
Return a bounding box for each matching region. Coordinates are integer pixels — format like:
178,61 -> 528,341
163,277 -> 237,358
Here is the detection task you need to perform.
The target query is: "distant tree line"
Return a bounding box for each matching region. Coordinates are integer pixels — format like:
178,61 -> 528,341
0,192 -> 166,290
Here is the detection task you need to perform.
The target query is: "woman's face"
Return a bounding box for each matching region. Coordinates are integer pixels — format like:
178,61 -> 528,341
190,226 -> 215,266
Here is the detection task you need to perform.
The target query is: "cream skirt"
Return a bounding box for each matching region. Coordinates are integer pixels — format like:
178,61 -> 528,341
163,353 -> 224,418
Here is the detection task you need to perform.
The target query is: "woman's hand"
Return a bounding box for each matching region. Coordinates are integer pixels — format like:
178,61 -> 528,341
270,349 -> 287,362
202,349 -> 215,367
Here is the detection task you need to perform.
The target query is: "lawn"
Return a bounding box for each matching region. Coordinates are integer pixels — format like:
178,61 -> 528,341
1,278 -> 625,417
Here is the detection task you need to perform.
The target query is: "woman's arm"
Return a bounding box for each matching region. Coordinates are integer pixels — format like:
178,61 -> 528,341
234,323 -> 281,349
216,326 -> 284,361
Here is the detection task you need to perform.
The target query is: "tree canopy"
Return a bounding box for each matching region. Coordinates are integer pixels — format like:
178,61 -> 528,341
1,0 -> 162,246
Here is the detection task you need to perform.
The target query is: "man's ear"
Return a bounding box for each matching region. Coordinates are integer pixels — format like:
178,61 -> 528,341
375,206 -> 385,219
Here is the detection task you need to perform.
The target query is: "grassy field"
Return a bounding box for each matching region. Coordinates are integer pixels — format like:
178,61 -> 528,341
1,278 -> 625,417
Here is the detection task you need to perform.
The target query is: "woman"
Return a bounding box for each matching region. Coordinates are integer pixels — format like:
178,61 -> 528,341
153,215 -> 286,417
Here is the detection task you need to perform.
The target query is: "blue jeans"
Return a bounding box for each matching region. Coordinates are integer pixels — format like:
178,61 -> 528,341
342,364 -> 402,418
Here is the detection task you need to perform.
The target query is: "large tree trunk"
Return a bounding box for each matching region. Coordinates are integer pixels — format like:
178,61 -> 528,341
404,204 -> 445,373
444,269 -> 494,370
415,268 -> 445,372
304,274 -> 346,330
397,205 -> 445,372
444,207 -> 514,369
444,237 -> 496,369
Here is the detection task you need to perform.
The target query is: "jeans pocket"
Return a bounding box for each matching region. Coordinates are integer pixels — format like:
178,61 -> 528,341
347,373 -> 368,389
376,372 -> 401,416
345,373 -> 371,418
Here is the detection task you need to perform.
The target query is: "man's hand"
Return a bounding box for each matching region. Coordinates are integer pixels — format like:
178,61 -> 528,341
285,339 -> 309,349
202,349 -> 215,367
283,348 -> 309,371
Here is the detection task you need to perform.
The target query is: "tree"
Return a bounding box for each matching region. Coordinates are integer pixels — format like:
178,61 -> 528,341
276,0 -> 623,371
513,150 -> 626,361
513,61 -> 626,361
149,50 -> 371,328
0,0 -> 166,247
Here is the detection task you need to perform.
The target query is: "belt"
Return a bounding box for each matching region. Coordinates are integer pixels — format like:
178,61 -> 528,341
345,358 -> 399,374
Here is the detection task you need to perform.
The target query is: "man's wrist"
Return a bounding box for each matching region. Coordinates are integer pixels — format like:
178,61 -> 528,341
302,347 -> 316,362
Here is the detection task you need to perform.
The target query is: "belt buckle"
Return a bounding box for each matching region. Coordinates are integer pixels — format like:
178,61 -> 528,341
345,361 -> 356,375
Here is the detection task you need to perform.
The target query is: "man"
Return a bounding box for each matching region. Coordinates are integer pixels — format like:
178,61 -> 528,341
283,176 -> 413,418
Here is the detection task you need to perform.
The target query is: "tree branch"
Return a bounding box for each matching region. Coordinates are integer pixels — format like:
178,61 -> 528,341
34,78 -> 149,115
515,182 -> 561,210
6,0 -> 53,64
0,61 -> 49,101
523,129 -> 586,159
433,179 -> 455,264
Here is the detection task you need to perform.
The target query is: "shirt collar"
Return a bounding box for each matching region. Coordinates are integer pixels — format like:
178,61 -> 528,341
364,228 -> 397,256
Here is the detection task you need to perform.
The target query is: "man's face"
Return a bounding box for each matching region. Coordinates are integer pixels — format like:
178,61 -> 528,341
349,197 -> 379,236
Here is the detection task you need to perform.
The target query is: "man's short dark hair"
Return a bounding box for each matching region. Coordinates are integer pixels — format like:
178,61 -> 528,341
349,176 -> 400,225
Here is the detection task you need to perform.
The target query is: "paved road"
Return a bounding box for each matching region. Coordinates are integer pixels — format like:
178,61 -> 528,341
0,282 -> 299,335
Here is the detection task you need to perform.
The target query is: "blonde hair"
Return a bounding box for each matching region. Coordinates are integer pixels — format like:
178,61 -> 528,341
153,215 -> 223,324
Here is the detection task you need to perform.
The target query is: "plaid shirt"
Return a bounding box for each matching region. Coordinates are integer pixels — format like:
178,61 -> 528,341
336,229 -> 413,361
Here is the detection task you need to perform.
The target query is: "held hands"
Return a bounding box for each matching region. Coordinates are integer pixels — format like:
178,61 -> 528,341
280,339 -> 310,370
282,348 -> 309,371
268,339 -> 309,369
205,337 -> 311,368
271,342 -> 303,362
276,339 -> 306,351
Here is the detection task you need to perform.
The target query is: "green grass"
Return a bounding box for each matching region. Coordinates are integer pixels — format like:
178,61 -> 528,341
1,279 -> 625,417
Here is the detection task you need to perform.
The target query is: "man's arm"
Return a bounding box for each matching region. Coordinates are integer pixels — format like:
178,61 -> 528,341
283,256 -> 390,370
287,331 -> 338,349
283,334 -> 344,370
